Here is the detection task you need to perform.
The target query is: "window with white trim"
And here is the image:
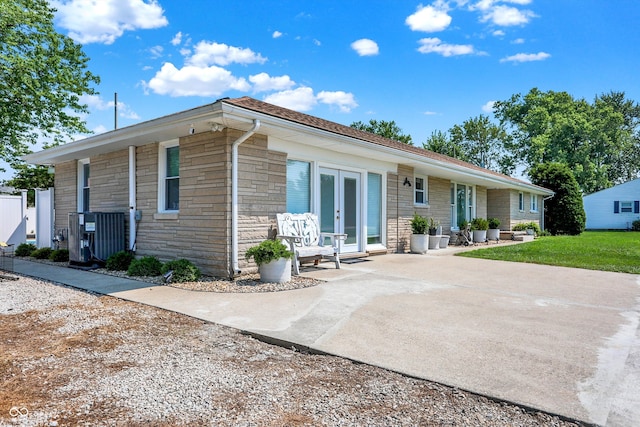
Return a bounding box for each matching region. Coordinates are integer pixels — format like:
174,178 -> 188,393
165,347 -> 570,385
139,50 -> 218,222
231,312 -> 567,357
158,140 -> 179,212
530,193 -> 538,212
518,192 -> 524,211
414,175 -> 428,206
286,159 -> 311,213
77,159 -> 90,212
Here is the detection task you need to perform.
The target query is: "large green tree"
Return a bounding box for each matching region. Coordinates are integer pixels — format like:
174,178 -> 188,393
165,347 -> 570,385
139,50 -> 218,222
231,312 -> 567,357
350,119 -> 413,144
493,88 -> 639,194
530,162 -> 585,235
0,0 -> 99,170
422,130 -> 469,162
3,164 -> 54,206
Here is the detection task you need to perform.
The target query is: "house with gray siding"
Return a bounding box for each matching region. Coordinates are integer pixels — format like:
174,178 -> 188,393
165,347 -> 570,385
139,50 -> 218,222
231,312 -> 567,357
24,97 -> 552,277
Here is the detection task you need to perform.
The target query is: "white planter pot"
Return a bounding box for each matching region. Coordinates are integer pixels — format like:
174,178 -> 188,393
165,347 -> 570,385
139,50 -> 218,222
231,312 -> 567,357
439,235 -> 450,248
428,235 -> 441,250
410,234 -> 429,254
472,230 -> 487,243
486,229 -> 500,241
259,257 -> 292,283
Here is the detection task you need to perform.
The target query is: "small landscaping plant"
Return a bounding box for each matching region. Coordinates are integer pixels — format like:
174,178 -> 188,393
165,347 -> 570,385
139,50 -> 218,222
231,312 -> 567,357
488,218 -> 501,229
106,250 -> 135,271
410,213 -> 428,234
245,239 -> 293,266
49,249 -> 69,262
15,243 -> 37,257
470,217 -> 489,231
632,219 -> 640,231
428,217 -> 440,235
31,247 -> 53,260
161,259 -> 201,283
127,256 -> 163,276
512,222 -> 541,235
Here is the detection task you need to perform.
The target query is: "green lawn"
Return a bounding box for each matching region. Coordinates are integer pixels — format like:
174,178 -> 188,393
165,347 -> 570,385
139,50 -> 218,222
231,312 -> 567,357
457,231 -> 640,274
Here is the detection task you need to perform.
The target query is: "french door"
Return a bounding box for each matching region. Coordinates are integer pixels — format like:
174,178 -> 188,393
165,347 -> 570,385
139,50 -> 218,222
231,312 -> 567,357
319,168 -> 360,253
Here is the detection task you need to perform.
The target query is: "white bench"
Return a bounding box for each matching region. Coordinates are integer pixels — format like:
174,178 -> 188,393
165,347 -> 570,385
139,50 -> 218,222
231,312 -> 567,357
276,213 -> 347,275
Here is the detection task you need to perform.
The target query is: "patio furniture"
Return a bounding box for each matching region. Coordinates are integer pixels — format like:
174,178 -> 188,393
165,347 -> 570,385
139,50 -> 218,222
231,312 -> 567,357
276,213 -> 347,275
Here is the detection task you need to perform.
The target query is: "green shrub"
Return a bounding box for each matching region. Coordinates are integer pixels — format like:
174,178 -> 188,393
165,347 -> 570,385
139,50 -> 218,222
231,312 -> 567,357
245,239 -> 293,266
470,217 -> 489,231
106,250 -> 135,271
49,249 -> 69,262
512,222 -> 541,235
161,259 -> 201,283
15,243 -> 37,257
410,213 -> 428,234
632,219 -> 640,231
31,247 -> 53,260
127,256 -> 163,276
488,218 -> 501,229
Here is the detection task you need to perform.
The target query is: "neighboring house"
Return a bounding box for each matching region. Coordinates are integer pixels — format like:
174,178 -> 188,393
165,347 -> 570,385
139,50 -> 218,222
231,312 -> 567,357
583,178 -> 640,229
24,97 -> 552,277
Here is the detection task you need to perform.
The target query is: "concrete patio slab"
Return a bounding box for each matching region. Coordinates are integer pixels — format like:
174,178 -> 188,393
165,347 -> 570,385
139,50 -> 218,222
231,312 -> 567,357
9,253 -> 640,426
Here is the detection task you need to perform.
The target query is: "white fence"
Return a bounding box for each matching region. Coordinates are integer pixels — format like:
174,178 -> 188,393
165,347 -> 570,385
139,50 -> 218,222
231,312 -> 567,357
0,192 -> 27,245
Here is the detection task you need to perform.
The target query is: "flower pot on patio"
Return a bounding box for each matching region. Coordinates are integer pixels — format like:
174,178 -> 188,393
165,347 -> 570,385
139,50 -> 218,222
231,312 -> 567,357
259,257 -> 292,283
439,235 -> 450,248
410,234 -> 429,254
428,234 -> 441,250
486,229 -> 500,241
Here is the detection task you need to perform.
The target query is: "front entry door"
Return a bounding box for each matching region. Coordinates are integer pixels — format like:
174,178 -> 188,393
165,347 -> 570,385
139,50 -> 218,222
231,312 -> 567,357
319,168 -> 360,253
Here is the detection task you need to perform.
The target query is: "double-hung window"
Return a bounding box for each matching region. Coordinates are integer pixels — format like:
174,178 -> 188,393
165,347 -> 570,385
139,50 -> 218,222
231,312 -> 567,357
530,193 -> 538,212
414,175 -> 428,206
286,160 -> 311,213
159,140 -> 179,212
78,159 -> 90,212
518,192 -> 524,211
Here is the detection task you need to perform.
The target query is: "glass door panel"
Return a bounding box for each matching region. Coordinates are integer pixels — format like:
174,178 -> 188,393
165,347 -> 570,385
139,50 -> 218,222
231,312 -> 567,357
319,168 -> 360,253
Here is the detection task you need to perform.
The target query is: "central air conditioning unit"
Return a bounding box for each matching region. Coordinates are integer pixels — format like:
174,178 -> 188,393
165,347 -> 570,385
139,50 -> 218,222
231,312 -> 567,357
68,212 -> 125,264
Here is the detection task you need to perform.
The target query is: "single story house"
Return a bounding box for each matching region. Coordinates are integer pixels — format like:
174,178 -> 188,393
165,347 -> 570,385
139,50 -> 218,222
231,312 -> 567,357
583,178 -> 640,229
25,96 -> 552,277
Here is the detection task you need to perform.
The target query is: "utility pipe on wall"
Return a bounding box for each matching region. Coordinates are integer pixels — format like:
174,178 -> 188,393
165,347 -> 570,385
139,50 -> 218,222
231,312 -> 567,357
128,146 -> 136,251
231,119 -> 261,275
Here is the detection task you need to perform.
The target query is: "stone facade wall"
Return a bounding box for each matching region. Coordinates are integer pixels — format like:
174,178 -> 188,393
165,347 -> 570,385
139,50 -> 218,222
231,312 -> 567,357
386,172 -> 400,252
475,186 -> 487,219
428,177 -> 451,231
487,189 -> 542,230
53,161 -> 77,249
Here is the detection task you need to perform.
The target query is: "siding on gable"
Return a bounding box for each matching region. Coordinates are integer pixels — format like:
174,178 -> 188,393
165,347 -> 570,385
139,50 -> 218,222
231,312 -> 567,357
584,179 -> 640,229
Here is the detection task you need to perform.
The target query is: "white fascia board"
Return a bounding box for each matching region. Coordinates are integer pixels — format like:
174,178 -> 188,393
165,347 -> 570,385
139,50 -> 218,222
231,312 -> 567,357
219,104 -> 553,196
24,103 -> 225,165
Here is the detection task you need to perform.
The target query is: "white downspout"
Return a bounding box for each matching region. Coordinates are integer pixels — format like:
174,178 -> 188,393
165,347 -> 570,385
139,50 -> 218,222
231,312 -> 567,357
129,146 -> 137,251
231,119 -> 261,275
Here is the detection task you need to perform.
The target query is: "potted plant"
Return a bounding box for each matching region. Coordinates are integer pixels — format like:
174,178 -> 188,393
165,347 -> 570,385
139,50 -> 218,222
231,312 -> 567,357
470,217 -> 489,243
245,239 -> 293,283
427,217 -> 441,250
487,218 -> 501,241
409,213 -> 429,254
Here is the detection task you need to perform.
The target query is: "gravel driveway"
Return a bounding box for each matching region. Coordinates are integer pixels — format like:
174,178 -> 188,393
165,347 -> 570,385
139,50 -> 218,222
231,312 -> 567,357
1,275 -> 582,426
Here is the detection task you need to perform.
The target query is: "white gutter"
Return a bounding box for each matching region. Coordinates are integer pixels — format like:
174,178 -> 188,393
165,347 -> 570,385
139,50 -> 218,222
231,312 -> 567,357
231,119 -> 261,275
128,146 -> 137,251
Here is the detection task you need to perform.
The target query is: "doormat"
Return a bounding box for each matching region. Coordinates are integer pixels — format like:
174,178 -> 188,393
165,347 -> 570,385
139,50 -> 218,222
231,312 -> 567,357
341,258 -> 371,265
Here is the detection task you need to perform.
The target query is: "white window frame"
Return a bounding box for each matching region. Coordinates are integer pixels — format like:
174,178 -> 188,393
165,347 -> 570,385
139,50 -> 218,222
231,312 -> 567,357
414,175 -> 429,206
158,139 -> 180,213
77,158 -> 90,212
518,191 -> 524,212
530,193 -> 538,212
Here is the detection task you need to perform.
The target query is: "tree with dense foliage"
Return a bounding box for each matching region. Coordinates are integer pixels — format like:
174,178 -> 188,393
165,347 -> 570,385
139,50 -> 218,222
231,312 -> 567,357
350,119 -> 413,144
529,162 -> 585,235
422,130 -> 469,161
0,0 -> 99,170
3,164 -> 54,206
493,88 -> 639,194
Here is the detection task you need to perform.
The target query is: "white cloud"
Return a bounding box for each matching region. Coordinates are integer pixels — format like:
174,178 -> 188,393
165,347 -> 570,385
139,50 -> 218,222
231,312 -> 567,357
351,38 -> 379,56
481,5 -> 536,26
52,0 -> 168,45
171,31 -> 183,46
264,87 -> 318,111
79,94 -> 141,120
272,30 -> 283,38
149,45 -> 163,58
500,51 -> 551,63
93,124 -> 109,135
423,111 -> 438,116
417,38 -> 475,56
482,100 -> 495,112
512,38 -> 525,44
406,3 -> 452,32
249,73 -> 296,92
147,63 -> 250,97
492,29 -> 505,36
313,39 -> 322,46
317,91 -> 358,112
187,41 -> 267,67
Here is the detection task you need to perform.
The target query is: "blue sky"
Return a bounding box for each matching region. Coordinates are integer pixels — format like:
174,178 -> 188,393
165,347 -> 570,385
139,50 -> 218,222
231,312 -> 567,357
3,0 -> 639,180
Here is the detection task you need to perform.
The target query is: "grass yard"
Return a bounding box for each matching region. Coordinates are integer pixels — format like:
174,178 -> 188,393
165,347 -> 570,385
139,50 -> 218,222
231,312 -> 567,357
457,231 -> 640,274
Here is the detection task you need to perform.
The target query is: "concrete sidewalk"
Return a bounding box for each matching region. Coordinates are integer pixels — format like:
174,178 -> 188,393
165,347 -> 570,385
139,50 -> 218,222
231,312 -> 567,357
10,254 -> 640,426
